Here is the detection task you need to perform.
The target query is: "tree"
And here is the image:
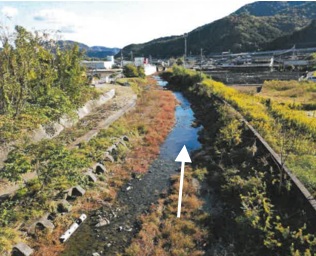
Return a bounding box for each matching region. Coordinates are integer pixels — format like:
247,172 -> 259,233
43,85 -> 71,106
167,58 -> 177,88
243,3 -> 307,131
0,25 -> 89,120
0,26 -> 57,117
137,66 -> 146,78
176,58 -> 184,66
55,43 -> 87,106
123,63 -> 139,77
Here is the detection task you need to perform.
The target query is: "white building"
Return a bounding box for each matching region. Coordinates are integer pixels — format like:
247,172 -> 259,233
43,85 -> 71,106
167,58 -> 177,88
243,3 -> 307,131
133,57 -> 156,75
134,57 -> 148,67
81,56 -> 114,70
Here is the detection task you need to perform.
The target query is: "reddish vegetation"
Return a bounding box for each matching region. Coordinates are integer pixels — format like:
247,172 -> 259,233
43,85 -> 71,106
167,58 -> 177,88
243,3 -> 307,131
124,84 -> 176,173
32,76 -> 177,255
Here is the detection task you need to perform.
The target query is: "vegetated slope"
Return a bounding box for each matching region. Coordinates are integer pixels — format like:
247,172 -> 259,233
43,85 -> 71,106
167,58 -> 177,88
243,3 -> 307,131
58,40 -> 120,58
120,1 -> 316,58
161,67 -> 316,255
0,27 -> 96,145
234,1 -> 308,16
265,19 -> 316,50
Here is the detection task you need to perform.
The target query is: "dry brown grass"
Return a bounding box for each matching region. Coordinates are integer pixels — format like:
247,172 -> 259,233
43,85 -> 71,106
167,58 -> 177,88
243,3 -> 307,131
231,85 -> 260,95
260,80 -> 316,105
125,167 -> 208,256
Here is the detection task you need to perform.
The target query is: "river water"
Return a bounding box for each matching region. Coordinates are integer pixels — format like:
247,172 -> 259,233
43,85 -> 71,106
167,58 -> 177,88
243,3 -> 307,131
62,77 -> 201,256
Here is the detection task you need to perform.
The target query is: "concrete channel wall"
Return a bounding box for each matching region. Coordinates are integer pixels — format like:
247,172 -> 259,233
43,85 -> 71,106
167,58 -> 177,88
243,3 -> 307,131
217,96 -> 316,214
0,89 -> 115,167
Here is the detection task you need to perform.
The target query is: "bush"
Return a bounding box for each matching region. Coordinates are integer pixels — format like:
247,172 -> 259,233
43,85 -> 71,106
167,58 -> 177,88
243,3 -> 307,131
123,64 -> 138,77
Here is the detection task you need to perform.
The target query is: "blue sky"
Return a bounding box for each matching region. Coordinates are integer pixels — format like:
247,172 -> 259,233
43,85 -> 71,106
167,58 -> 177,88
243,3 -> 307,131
0,1 -> 253,48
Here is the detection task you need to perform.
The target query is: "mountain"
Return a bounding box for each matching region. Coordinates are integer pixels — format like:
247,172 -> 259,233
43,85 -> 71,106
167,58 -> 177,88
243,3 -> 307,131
120,1 -> 316,58
88,46 -> 121,58
266,19 -> 316,50
58,40 -> 120,58
57,40 -> 90,51
234,1 -> 308,17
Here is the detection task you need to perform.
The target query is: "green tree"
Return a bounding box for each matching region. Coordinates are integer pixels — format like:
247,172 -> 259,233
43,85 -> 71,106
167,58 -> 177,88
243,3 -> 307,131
137,66 -> 146,78
123,63 -> 139,77
0,26 -> 57,117
55,43 -> 87,106
176,58 -> 184,66
0,26 -> 89,119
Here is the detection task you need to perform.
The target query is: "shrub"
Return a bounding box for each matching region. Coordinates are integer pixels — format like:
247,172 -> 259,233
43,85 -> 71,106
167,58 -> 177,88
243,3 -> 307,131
123,64 -> 140,78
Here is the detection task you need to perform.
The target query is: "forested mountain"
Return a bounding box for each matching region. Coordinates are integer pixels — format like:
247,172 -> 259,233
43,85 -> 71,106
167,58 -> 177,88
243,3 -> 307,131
120,1 -> 316,58
234,1 -> 308,17
265,19 -> 316,50
58,40 -> 120,58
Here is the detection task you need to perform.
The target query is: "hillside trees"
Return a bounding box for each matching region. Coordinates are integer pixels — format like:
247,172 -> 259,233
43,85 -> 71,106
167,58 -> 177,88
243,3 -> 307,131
0,25 -> 90,120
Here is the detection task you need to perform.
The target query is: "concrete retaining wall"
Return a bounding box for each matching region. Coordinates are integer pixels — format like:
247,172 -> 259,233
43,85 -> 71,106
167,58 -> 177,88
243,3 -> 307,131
217,95 -> 316,214
0,89 -> 115,167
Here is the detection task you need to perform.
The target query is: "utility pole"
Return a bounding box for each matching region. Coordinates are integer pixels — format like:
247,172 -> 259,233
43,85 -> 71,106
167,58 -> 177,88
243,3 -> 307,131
130,51 -> 133,62
184,33 -> 188,68
121,50 -> 123,68
200,48 -> 203,78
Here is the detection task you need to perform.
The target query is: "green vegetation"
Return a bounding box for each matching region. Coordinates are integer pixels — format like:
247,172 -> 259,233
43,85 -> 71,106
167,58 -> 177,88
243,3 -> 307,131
0,26 -> 97,144
0,129 -> 125,254
123,64 -> 145,79
261,80 -> 316,107
162,67 -> 316,255
121,2 -> 316,58
0,76 -> 176,254
116,77 -> 146,95
164,66 -> 316,195
215,105 -> 316,255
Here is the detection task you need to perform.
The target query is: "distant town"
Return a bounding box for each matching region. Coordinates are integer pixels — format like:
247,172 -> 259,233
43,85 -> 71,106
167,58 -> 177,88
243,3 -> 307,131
81,44 -> 316,87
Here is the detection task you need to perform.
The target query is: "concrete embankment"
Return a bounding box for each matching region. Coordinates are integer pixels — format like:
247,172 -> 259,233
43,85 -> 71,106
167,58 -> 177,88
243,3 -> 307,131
0,86 -> 137,198
0,89 -> 115,167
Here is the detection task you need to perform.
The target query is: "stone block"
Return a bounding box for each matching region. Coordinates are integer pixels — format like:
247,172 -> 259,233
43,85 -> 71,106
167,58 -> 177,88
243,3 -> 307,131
94,163 -> 106,175
12,242 -> 34,256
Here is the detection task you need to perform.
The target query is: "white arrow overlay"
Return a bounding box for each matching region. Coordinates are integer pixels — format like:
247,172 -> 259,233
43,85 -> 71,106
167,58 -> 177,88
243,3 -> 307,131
175,145 -> 192,218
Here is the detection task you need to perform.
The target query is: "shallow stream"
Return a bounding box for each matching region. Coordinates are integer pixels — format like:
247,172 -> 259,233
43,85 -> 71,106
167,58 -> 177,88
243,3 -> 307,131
62,77 -> 201,255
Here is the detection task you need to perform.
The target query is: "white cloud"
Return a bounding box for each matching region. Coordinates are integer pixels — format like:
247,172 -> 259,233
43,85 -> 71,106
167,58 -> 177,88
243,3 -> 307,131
1,6 -> 18,18
33,9 -> 82,34
34,9 -> 76,23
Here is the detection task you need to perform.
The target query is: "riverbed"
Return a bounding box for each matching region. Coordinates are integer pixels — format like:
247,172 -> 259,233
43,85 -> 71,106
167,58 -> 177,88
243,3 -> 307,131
61,77 -> 202,256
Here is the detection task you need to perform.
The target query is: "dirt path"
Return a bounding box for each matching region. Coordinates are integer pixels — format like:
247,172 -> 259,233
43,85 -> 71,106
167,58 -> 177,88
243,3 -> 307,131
0,84 -> 136,198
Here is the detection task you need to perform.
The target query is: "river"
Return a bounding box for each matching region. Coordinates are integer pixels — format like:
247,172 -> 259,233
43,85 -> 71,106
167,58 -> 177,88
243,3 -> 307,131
61,76 -> 202,256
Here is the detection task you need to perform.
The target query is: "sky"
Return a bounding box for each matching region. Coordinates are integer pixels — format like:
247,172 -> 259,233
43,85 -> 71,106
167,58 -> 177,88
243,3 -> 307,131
0,1 -> 254,48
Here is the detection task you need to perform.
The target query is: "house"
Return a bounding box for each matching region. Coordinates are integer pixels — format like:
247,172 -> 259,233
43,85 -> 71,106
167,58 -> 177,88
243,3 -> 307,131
133,57 -> 157,75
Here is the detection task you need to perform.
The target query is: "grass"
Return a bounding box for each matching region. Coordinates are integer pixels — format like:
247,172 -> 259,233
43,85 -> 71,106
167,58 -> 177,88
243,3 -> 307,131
125,167 -> 208,256
27,76 -> 177,255
116,77 -> 147,95
0,87 -> 100,145
166,67 -> 316,200
260,80 -> 316,107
